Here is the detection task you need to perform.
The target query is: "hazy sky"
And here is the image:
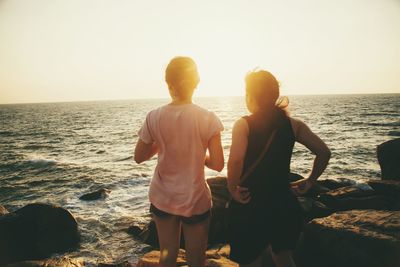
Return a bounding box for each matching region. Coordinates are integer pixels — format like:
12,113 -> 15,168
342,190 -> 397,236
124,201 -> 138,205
0,0 -> 399,104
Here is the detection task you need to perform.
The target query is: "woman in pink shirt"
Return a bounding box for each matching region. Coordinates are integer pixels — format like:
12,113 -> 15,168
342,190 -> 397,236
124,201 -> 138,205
134,56 -> 224,267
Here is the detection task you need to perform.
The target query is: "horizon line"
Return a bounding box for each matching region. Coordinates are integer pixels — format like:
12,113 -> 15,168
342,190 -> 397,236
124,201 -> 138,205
1,92 -> 399,106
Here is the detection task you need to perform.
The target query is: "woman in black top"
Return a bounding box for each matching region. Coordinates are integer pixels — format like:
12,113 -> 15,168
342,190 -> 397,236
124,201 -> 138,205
227,70 -> 331,267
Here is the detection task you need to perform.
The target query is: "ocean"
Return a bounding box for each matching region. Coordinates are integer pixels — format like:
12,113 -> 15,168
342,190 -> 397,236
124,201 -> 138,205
0,94 -> 399,264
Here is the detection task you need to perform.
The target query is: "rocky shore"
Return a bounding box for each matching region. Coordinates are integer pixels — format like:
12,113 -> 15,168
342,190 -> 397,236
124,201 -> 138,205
1,139 -> 399,267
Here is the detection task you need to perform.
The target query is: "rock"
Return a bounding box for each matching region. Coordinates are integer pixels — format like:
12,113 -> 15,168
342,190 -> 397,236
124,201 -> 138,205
135,249 -> 187,267
318,185 -> 376,210
377,138 -> 400,180
97,261 -> 132,267
0,205 -> 9,215
0,203 -> 80,266
288,173 -> 305,183
296,210 -> 400,267
368,180 -> 400,198
135,244 -> 237,267
317,178 -> 355,190
297,197 -> 333,221
79,188 -> 110,201
4,257 -> 84,267
207,177 -> 231,244
305,182 -> 331,198
333,195 -> 393,211
128,220 -> 159,248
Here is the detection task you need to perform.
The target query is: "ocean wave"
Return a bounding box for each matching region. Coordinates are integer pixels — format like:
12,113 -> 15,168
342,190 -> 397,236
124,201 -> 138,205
23,144 -> 55,150
0,130 -> 15,136
388,131 -> 400,137
26,158 -> 57,168
114,156 -> 133,162
368,122 -> 400,127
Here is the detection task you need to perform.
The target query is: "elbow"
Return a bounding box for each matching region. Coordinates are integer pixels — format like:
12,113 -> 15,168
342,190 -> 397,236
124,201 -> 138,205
134,154 -> 144,164
319,147 -> 331,162
209,161 -> 224,172
214,161 -> 224,172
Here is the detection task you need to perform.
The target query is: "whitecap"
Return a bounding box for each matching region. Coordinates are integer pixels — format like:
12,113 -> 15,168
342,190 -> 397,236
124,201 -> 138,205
27,158 -> 57,168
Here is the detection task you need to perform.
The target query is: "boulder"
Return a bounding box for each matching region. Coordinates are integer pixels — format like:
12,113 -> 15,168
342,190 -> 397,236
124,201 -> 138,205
0,203 -> 80,266
318,185 -> 378,210
296,210 -> 400,267
207,177 -> 231,244
377,138 -> 400,180
4,257 -> 84,267
135,244 -> 237,267
79,188 -> 110,201
0,205 -> 8,215
317,178 -> 355,190
128,220 -> 159,248
297,197 -> 333,221
368,180 -> 400,199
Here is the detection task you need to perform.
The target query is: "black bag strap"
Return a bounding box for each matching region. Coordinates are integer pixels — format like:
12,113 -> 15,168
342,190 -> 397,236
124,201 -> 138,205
239,129 -> 277,185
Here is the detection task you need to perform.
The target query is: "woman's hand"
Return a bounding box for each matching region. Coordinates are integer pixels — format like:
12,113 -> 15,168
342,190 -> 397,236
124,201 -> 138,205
290,178 -> 314,196
230,186 -> 251,204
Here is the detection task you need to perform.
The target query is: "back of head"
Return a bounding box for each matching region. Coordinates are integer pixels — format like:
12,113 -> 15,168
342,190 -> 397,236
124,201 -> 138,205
165,57 -> 200,99
245,70 -> 280,110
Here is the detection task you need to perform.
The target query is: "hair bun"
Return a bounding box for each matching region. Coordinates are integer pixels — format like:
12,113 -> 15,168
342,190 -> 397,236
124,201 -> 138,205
275,96 -> 289,109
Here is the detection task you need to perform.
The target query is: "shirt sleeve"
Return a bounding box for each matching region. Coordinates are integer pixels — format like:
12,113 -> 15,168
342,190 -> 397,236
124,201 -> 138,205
207,111 -> 224,140
138,112 -> 154,144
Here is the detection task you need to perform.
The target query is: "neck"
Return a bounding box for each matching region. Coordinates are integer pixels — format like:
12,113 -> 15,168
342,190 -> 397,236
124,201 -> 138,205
170,97 -> 193,105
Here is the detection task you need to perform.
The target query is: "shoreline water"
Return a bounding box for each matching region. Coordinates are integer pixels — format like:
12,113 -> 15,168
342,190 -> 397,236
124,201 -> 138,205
1,94 -> 399,264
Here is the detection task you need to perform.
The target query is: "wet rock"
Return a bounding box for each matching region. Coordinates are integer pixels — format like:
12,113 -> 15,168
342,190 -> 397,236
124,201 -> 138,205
97,261 -> 132,267
4,257 -> 84,267
0,205 -> 8,215
368,180 -> 400,198
296,210 -> 400,267
377,138 -> 400,180
128,220 -> 159,248
0,203 -> 80,266
79,188 -> 110,201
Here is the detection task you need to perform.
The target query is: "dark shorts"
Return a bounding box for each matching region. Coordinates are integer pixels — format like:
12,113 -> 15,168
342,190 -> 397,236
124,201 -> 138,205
150,203 -> 211,225
228,197 -> 304,265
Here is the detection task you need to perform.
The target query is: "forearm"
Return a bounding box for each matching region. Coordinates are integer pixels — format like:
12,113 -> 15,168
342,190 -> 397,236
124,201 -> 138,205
227,160 -> 243,194
308,151 -> 331,183
205,154 -> 221,171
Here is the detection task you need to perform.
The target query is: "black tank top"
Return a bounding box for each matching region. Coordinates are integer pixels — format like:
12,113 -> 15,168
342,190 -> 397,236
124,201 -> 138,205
241,108 -> 295,200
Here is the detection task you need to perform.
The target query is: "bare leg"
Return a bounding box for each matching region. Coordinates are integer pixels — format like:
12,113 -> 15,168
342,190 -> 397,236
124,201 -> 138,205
153,215 -> 181,267
271,250 -> 296,267
181,217 -> 210,267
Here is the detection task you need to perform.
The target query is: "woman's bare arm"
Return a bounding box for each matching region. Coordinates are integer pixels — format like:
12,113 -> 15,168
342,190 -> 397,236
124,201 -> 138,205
227,118 -> 251,203
205,132 -> 224,172
290,117 -> 331,195
134,139 -> 158,164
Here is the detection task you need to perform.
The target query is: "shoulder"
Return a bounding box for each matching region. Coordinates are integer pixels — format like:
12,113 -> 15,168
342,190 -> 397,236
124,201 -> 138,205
192,104 -> 214,115
288,117 -> 310,138
191,104 -> 221,121
233,117 -> 249,134
144,106 -> 165,123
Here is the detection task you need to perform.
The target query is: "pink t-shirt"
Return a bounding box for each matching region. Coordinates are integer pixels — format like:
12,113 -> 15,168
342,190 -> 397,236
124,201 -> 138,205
138,103 -> 223,217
